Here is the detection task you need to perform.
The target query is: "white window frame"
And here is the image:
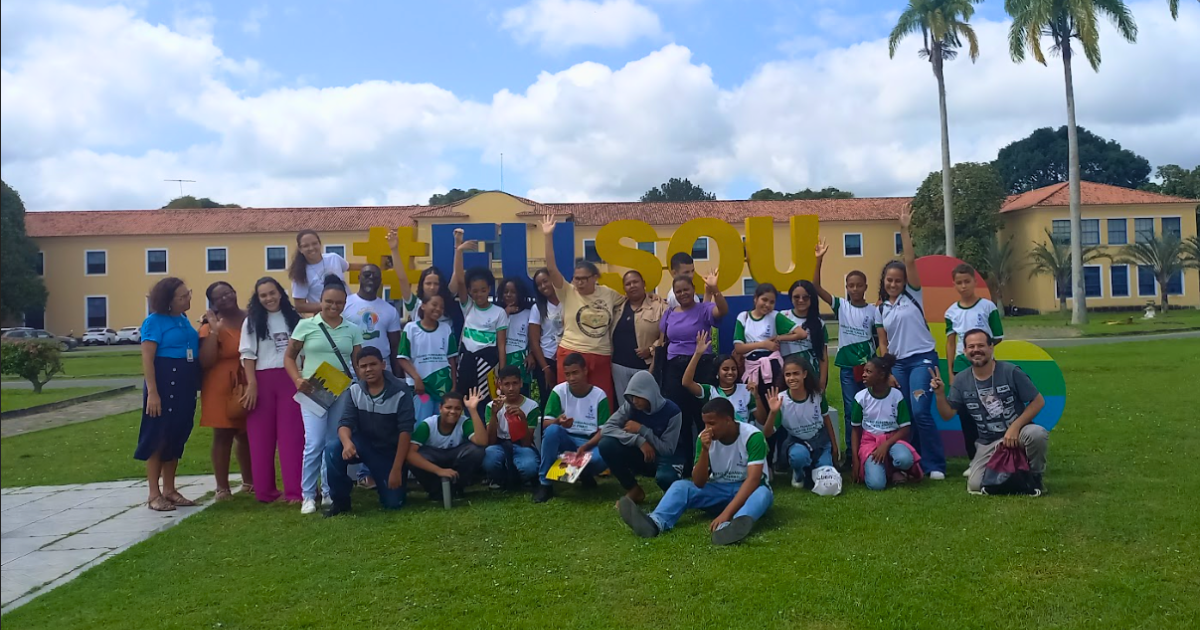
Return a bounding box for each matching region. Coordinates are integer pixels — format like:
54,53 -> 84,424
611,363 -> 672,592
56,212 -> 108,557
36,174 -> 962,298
741,277 -> 758,296
1081,218 -> 1101,246
1106,218 -> 1128,245
1161,215 -> 1183,239
843,233 -> 863,258
1166,269 -> 1186,297
1051,219 -> 1071,242
36,251 -> 44,276
206,247 -> 229,274
893,232 -> 903,256
581,239 -> 603,263
84,249 -> 108,276
1136,264 -> 1157,297
324,244 -> 346,258
1133,216 -> 1155,244
265,245 -> 288,271
84,295 -> 109,329
145,248 -> 168,275
691,237 -> 710,261
1083,264 -> 1103,298
1109,264 -> 1131,298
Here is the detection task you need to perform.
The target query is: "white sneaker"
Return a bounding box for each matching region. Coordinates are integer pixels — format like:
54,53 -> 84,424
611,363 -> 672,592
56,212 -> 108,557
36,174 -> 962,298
300,499 -> 317,514
962,469 -> 970,478
791,474 -> 804,489
320,494 -> 333,508
929,471 -> 946,481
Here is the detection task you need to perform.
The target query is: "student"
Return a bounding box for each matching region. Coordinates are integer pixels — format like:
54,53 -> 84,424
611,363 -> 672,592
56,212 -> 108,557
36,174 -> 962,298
239,277 -> 304,503
290,230 -> 357,314
813,237 -> 887,464
611,270 -> 667,403
498,276 -> 534,393
617,398 -> 773,546
449,229 -> 508,408
851,354 -> 923,491
665,252 -> 706,309
386,229 -> 463,335
733,282 -> 805,396
766,356 -> 839,489
533,353 -> 611,503
528,267 -> 563,409
397,293 -> 459,422
406,389 -> 488,500
598,370 -> 684,506
682,330 -> 765,428
136,277 -> 201,512
779,280 -> 830,393
342,263 -> 403,374
199,281 -> 253,501
482,366 -> 542,488
284,275 -> 364,515
944,263 -> 1005,458
323,347 -> 415,517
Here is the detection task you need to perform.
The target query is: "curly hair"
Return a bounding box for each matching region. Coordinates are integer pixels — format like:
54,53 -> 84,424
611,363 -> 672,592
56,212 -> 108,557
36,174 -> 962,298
148,277 -> 187,314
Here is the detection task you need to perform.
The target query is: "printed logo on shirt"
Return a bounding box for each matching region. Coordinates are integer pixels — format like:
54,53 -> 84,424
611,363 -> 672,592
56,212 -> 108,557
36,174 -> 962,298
353,308 -> 381,340
576,299 -> 613,339
271,331 -> 289,352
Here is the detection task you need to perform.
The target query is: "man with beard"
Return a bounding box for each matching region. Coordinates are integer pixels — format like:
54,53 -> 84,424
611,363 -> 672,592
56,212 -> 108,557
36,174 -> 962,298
343,264 -> 403,374
930,329 -> 1049,494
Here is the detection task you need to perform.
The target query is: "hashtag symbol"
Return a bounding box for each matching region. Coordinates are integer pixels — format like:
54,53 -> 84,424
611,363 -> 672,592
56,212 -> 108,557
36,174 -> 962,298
352,226 -> 427,292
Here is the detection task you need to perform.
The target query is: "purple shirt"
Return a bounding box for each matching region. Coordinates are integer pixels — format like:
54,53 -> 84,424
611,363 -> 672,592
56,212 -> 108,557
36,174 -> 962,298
660,301 -> 717,360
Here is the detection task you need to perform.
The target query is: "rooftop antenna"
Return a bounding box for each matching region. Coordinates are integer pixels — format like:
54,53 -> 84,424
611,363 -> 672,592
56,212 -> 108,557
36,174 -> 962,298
500,153 -> 504,192
164,179 -> 195,196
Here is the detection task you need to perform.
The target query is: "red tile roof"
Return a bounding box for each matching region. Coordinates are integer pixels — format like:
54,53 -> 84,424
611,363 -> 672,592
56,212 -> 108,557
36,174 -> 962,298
524,197 -> 911,225
1000,181 -> 1194,213
26,206 -> 425,238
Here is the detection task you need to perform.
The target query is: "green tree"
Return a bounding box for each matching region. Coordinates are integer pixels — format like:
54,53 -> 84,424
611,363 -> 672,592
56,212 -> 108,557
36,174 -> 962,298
1169,0 -> 1199,19
994,126 -> 1151,194
749,187 -> 855,200
1006,0 -> 1137,325
162,196 -> 241,209
640,178 -> 716,202
1139,164 -> 1200,198
0,181 -> 48,322
1114,235 -> 1191,311
428,188 -> 486,205
1,340 -> 63,394
889,0 -> 982,258
1026,228 -> 1106,313
980,236 -> 1017,310
910,162 -> 1006,272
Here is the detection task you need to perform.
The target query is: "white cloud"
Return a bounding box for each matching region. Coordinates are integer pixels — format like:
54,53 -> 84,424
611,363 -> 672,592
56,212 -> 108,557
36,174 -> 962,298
241,5 -> 268,36
501,0 -> 662,51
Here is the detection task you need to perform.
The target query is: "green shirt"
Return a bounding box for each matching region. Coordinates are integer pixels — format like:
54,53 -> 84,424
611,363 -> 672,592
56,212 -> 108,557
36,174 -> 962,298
290,316 -> 364,379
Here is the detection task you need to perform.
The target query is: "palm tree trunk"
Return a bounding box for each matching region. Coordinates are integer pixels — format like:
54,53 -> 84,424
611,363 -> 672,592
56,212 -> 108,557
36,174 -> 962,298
1062,45 -> 1088,325
935,55 -> 955,258
1159,274 -> 1170,311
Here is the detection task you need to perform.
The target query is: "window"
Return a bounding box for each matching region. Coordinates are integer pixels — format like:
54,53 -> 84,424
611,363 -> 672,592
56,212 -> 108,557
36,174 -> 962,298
1107,218 -> 1127,245
843,233 -> 863,257
1137,265 -> 1156,296
637,242 -> 656,254
582,239 -> 603,264
742,278 -> 758,295
206,247 -> 228,273
383,288 -> 393,301
85,296 -> 107,328
484,239 -> 502,260
1082,219 -> 1100,246
1061,267 -> 1103,298
1167,270 -> 1184,295
325,244 -> 346,258
1162,217 -> 1182,239
894,232 -> 903,256
266,246 -> 288,271
1051,220 -> 1071,242
146,249 -> 167,274
85,250 -> 107,275
35,252 -> 44,276
1110,266 -> 1130,297
691,237 -> 710,261
1135,218 -> 1154,243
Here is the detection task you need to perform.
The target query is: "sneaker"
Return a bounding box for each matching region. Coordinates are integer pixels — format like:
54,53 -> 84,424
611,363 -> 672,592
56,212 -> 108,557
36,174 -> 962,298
618,496 -> 660,538
320,494 -> 334,507
1032,473 -> 1045,495
487,479 -> 503,490
532,484 -> 554,504
790,473 -> 804,489
323,503 -> 351,518
711,515 -> 755,546
300,499 -> 317,515
929,471 -> 946,481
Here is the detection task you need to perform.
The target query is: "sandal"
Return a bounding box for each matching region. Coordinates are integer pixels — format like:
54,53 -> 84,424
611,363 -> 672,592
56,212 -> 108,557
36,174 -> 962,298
214,489 -> 233,502
148,496 -> 176,511
240,483 -> 254,494
164,492 -> 196,506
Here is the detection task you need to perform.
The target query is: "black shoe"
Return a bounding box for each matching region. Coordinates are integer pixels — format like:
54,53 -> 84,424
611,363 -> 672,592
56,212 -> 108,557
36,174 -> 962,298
711,515 -> 755,546
618,496 -> 659,538
532,484 -> 554,503
581,475 -> 598,489
1031,473 -> 1045,496
323,503 -> 351,518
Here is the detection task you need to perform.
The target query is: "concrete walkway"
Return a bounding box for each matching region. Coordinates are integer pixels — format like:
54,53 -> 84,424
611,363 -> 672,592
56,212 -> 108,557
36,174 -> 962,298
1,377 -> 142,390
1,476 -> 235,612
0,392 -> 142,438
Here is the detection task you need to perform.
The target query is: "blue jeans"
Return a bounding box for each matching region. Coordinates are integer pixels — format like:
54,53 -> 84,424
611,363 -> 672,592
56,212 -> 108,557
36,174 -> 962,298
323,436 -> 406,510
839,367 -> 863,452
537,424 -> 607,486
412,392 -> 441,425
892,350 -> 945,474
862,443 -> 915,491
483,442 -> 540,484
649,480 -> 774,532
788,440 -> 834,482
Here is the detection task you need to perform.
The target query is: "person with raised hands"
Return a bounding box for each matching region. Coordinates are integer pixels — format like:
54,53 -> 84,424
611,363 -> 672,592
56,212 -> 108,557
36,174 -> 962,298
682,330 -> 765,428
765,356 -> 839,490
406,388 -> 489,502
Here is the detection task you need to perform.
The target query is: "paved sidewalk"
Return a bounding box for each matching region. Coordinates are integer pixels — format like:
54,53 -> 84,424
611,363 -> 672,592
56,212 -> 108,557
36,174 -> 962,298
1,475 -> 236,612
0,392 -> 142,438
1,377 -> 142,390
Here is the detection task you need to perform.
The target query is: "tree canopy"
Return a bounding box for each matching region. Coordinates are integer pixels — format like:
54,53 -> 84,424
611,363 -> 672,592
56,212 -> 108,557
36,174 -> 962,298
993,126 -> 1151,194
0,181 -> 48,321
429,188 -> 486,206
1140,164 -> 1200,199
910,162 -> 1006,270
749,187 -> 855,201
640,178 -> 715,202
162,196 -> 241,209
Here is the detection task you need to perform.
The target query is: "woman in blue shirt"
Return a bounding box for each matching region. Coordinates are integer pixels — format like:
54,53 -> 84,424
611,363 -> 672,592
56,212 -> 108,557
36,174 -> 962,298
136,277 -> 201,511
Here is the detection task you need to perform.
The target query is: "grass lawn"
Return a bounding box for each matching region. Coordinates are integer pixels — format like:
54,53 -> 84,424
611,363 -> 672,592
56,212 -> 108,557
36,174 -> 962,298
1004,308 -> 1200,338
59,350 -> 143,378
2,340 -> 1198,629
0,387 -> 105,414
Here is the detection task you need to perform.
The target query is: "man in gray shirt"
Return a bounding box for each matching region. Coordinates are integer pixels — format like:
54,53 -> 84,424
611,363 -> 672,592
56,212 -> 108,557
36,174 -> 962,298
931,328 -> 1049,493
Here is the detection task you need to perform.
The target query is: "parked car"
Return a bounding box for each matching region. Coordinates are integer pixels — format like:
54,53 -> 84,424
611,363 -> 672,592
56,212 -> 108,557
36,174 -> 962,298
1,328 -> 78,351
116,327 -> 141,344
82,328 -> 119,346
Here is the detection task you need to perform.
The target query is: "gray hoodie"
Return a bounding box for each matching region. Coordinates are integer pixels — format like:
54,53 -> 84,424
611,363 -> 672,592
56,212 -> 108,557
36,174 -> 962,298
600,371 -> 682,455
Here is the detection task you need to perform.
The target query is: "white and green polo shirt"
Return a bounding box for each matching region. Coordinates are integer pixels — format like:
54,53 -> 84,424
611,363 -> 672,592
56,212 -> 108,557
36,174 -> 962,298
504,308 -> 531,380
945,298 -> 1004,358
779,310 -> 830,369
733,310 -> 796,344
696,422 -> 769,486
397,320 -> 459,399
460,300 -> 508,353
851,388 -> 911,436
484,396 -> 542,441
775,390 -> 830,441
544,382 -> 611,438
696,383 -> 756,425
830,296 -> 882,368
411,414 -> 476,449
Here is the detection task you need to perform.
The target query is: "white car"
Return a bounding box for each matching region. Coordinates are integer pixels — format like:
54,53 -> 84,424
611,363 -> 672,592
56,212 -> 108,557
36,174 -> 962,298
116,327 -> 141,344
82,328 -> 118,346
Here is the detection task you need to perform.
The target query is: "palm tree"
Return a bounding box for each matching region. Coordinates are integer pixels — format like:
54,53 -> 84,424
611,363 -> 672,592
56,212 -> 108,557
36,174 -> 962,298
1027,228 -> 1106,313
1169,1 -> 1200,20
1005,0 -> 1136,325
1114,235 -> 1190,311
981,236 -> 1016,309
889,0 -> 981,259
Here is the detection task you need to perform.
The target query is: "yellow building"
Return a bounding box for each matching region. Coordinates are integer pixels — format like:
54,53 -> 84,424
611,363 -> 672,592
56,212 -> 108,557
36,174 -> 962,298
24,184 -> 1197,335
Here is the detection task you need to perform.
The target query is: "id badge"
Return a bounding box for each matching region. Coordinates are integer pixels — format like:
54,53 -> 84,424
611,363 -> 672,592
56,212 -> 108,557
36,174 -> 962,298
186,348 -> 195,362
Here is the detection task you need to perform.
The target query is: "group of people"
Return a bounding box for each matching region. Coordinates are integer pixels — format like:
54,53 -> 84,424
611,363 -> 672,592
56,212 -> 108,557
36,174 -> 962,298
134,206 -> 1050,545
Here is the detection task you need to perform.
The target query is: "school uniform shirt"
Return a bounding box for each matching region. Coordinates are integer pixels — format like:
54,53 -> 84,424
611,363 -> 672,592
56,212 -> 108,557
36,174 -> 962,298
342,294 -> 402,372
733,311 -> 796,345
529,301 -> 563,361
778,311 -> 830,366
830,297 -> 881,368
411,414 -> 475,450
696,384 -> 756,425
484,396 -> 542,441
140,313 -> 199,359
505,309 -> 531,363
459,300 -> 509,353
947,361 -> 1039,444
555,283 -> 623,355
696,422 -> 769,486
879,287 -> 936,360
776,391 -> 830,441
238,311 -> 293,370
290,316 -> 363,379
543,382 -> 611,438
291,252 -> 349,305
851,388 -> 911,436
397,320 -> 459,399
944,298 -> 1005,358
399,295 -> 454,328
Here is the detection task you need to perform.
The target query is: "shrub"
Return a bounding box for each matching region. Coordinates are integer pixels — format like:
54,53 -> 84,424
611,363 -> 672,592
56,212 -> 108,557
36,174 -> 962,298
1,340 -> 64,394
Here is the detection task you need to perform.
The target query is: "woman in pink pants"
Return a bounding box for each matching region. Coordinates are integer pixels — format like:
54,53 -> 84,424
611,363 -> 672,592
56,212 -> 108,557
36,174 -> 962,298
238,277 -> 305,503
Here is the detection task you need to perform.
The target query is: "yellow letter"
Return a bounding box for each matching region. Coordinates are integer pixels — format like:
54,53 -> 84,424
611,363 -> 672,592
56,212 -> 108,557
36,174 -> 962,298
595,220 -> 662,292
352,226 -> 427,291
744,215 -> 818,289
666,219 -> 743,293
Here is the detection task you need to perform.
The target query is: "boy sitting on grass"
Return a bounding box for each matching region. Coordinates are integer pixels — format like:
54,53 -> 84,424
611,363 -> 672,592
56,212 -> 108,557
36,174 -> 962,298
483,365 -> 542,489
534,353 -> 611,503
406,389 -> 488,501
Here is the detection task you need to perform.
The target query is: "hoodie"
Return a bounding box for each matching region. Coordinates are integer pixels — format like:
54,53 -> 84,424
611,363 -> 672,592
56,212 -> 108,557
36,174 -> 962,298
600,370 -> 681,455
339,372 -> 416,451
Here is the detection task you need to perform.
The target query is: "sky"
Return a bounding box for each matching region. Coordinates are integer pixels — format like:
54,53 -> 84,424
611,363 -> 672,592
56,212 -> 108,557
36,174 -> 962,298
1,0 -> 1198,211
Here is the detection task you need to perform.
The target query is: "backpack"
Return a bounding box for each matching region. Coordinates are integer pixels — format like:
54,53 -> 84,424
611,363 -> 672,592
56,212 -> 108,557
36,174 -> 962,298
981,445 -> 1038,496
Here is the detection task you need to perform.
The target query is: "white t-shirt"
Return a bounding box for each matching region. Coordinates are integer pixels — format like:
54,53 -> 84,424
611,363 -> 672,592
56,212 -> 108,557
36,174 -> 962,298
238,311 -> 293,371
546,382 -> 610,437
528,301 -> 563,360
291,252 -> 350,304
944,298 -> 1004,357
704,422 -> 769,485
400,294 -> 453,327
734,310 -> 795,345
342,294 -> 402,372
852,388 -> 911,435
778,391 -> 830,441
505,309 -> 531,356
411,415 -> 472,450
460,300 -> 509,353
880,286 -> 936,360
397,320 -> 459,398
697,384 -> 756,425
487,396 -> 541,441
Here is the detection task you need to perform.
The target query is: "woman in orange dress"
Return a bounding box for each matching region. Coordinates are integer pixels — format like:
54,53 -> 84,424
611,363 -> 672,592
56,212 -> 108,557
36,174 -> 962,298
200,281 -> 254,501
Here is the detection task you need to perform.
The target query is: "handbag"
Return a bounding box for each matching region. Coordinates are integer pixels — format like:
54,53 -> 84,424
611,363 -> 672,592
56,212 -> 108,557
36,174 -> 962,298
981,444 -> 1036,495
225,368 -> 249,421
